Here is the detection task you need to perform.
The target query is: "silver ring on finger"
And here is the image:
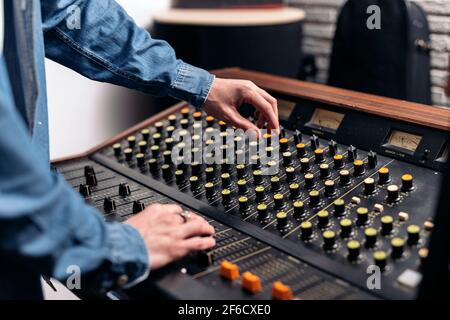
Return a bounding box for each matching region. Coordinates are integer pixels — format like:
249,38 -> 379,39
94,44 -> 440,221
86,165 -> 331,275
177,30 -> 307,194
180,210 -> 192,223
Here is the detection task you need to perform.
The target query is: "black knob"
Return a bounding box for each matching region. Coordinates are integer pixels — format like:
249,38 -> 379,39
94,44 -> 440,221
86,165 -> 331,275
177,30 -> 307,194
279,138 -> 289,152
347,240 -> 361,262
300,158 -> 311,173
304,173 -> 316,189
329,140 -> 338,156
257,203 -> 270,221
320,164 -> 331,179
220,173 -> 231,188
333,199 -> 346,217
294,130 -> 303,144
407,225 -> 421,245
163,150 -> 172,165
314,149 -> 325,163
340,219 -> 353,238
317,210 -> 330,228
322,230 -> 337,250
391,238 -> 405,259
79,184 -> 91,198
175,170 -> 186,186
373,251 -> 387,272
289,183 -> 301,199
221,162 -> 232,174
401,174 -> 415,192
364,228 -> 378,248
276,211 -> 289,231
239,196 -> 250,214
296,143 -> 307,158
324,180 -> 336,197
180,119 -> 189,129
378,167 -> 390,184
310,135 -> 319,150
347,146 -> 357,162
151,145 -> 161,158
235,179 -> 247,195
236,164 -> 248,179
283,152 -> 293,167
191,162 -> 202,176
165,138 -> 174,151
255,186 -> 267,203
293,201 -> 305,219
205,167 -> 216,183
270,176 -> 282,192
148,158 -> 159,174
356,207 -> 369,226
253,170 -> 265,186
124,148 -> 133,162
333,154 -> 344,170
136,153 -> 146,167
339,170 -> 351,186
251,155 -> 261,170
181,107 -> 190,119
141,128 -> 151,141
286,167 -> 297,183
193,111 -> 203,122
155,121 -> 165,133
127,135 -> 136,148
133,200 -> 145,214
221,189 -> 232,206
138,140 -> 148,154
190,176 -> 201,192
86,173 -> 98,187
161,164 -> 173,181
309,190 -> 321,208
381,215 -> 394,235
386,185 -> 400,203
113,143 -> 122,157
119,183 -> 131,197
206,116 -> 215,127
152,133 -> 162,145
364,178 -> 376,195
103,197 -> 116,213
300,221 -> 313,240
274,194 -> 286,210
368,151 -> 378,168
205,183 -> 216,200
353,160 -> 365,176
219,120 -> 227,132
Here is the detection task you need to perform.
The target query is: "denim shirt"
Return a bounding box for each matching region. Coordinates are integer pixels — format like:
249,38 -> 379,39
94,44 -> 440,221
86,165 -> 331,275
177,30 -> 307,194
0,0 -> 214,299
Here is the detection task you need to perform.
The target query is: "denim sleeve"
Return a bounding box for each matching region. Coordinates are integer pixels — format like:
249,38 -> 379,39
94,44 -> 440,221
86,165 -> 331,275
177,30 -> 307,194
41,0 -> 215,108
0,58 -> 149,291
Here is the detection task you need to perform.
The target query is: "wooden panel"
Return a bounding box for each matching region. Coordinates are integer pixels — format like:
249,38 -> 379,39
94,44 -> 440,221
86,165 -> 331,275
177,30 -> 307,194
212,68 -> 450,132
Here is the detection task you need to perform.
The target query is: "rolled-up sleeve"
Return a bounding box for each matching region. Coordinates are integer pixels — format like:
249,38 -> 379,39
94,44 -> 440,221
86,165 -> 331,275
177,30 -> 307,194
0,56 -> 149,291
41,0 -> 215,108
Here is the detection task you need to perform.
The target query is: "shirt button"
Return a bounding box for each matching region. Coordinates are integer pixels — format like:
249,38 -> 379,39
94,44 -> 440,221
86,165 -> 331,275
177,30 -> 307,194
117,274 -> 129,287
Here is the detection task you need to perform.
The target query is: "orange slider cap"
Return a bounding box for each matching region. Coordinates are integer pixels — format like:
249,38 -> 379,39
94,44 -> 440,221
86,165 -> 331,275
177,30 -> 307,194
241,272 -> 262,294
220,261 -> 240,281
272,281 -> 293,300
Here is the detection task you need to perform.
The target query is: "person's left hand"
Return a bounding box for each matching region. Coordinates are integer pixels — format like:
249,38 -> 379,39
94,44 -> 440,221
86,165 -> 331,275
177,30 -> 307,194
202,78 -> 279,133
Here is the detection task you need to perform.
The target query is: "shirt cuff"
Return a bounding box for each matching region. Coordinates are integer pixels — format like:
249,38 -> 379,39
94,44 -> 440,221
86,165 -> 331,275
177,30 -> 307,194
104,223 -> 150,290
169,61 -> 215,108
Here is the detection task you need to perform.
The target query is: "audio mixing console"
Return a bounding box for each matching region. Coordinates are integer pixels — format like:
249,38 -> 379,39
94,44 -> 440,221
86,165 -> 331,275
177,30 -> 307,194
53,68 -> 450,300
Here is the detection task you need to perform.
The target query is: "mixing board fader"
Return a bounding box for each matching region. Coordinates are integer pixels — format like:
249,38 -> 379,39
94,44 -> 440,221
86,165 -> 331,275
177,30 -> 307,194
53,68 -> 449,300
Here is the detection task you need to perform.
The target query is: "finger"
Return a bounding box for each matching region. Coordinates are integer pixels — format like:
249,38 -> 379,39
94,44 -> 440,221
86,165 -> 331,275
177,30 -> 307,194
244,91 -> 279,131
226,109 -> 260,135
257,87 -> 278,120
181,236 -> 216,252
178,219 -> 215,239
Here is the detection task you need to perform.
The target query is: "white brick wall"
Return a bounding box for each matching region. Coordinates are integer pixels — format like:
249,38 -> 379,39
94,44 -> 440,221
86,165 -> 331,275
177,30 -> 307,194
287,0 -> 450,107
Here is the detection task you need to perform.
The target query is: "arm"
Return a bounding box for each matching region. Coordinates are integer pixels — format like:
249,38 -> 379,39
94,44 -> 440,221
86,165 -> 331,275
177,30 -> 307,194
41,0 -> 279,130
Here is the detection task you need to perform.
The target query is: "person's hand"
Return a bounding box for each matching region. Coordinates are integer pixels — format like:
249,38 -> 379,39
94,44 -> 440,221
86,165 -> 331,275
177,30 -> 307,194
203,78 -> 279,133
125,204 -> 215,271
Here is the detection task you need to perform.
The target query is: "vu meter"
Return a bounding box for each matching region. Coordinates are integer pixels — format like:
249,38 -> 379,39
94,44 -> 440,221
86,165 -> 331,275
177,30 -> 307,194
386,130 -> 423,152
308,108 -> 345,132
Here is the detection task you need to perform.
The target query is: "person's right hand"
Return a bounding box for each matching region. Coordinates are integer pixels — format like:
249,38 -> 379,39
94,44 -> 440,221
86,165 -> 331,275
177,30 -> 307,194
125,204 -> 216,271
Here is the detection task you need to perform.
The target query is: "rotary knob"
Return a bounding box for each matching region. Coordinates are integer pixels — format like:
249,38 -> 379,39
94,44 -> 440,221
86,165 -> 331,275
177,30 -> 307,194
127,135 -> 137,148
270,176 -> 282,192
279,138 -> 289,152
381,215 -> 394,235
163,150 -> 172,165
286,167 -> 297,183
222,189 -> 233,206
180,119 -> 189,129
386,185 -> 400,203
300,221 -> 313,240
205,167 -> 216,183
401,174 -> 415,192
255,186 -> 267,203
152,133 -> 162,145
391,238 -> 405,259
364,178 -> 376,195
347,240 -> 361,262
148,158 -> 159,174
333,199 -> 346,217
205,182 -> 216,200
221,173 -> 232,189
333,154 -> 344,170
373,251 -> 387,272
353,160 -> 365,176
293,201 -> 305,219
206,116 -> 215,127
314,149 -> 325,163
124,148 -> 133,162
113,143 -> 122,157
320,164 -> 331,179
236,164 -> 247,179
274,194 -> 286,210
138,140 -> 148,154
407,224 -> 421,245
175,170 -> 186,186
239,196 -> 250,214
141,128 -> 151,141
339,170 -> 351,186
190,176 -> 201,192
289,183 -> 301,199
300,158 -> 311,173
356,207 -> 369,226
378,167 -> 391,184
322,230 -> 337,250
283,152 -> 293,167
324,180 -> 336,197
276,211 -> 290,231
132,200 -> 145,214
79,184 -> 91,198
155,121 -> 165,133
340,219 -> 353,238
103,197 -> 116,213
151,145 -> 160,159
296,143 -> 307,158
364,228 -> 378,248
193,111 -> 203,122
238,179 -> 249,195
161,164 -> 173,181
192,162 -> 202,177
257,204 -> 270,221
136,153 -> 146,167
309,190 -> 321,207
304,173 -> 316,190
253,170 -> 265,186
317,210 -> 330,228
119,183 -> 131,197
